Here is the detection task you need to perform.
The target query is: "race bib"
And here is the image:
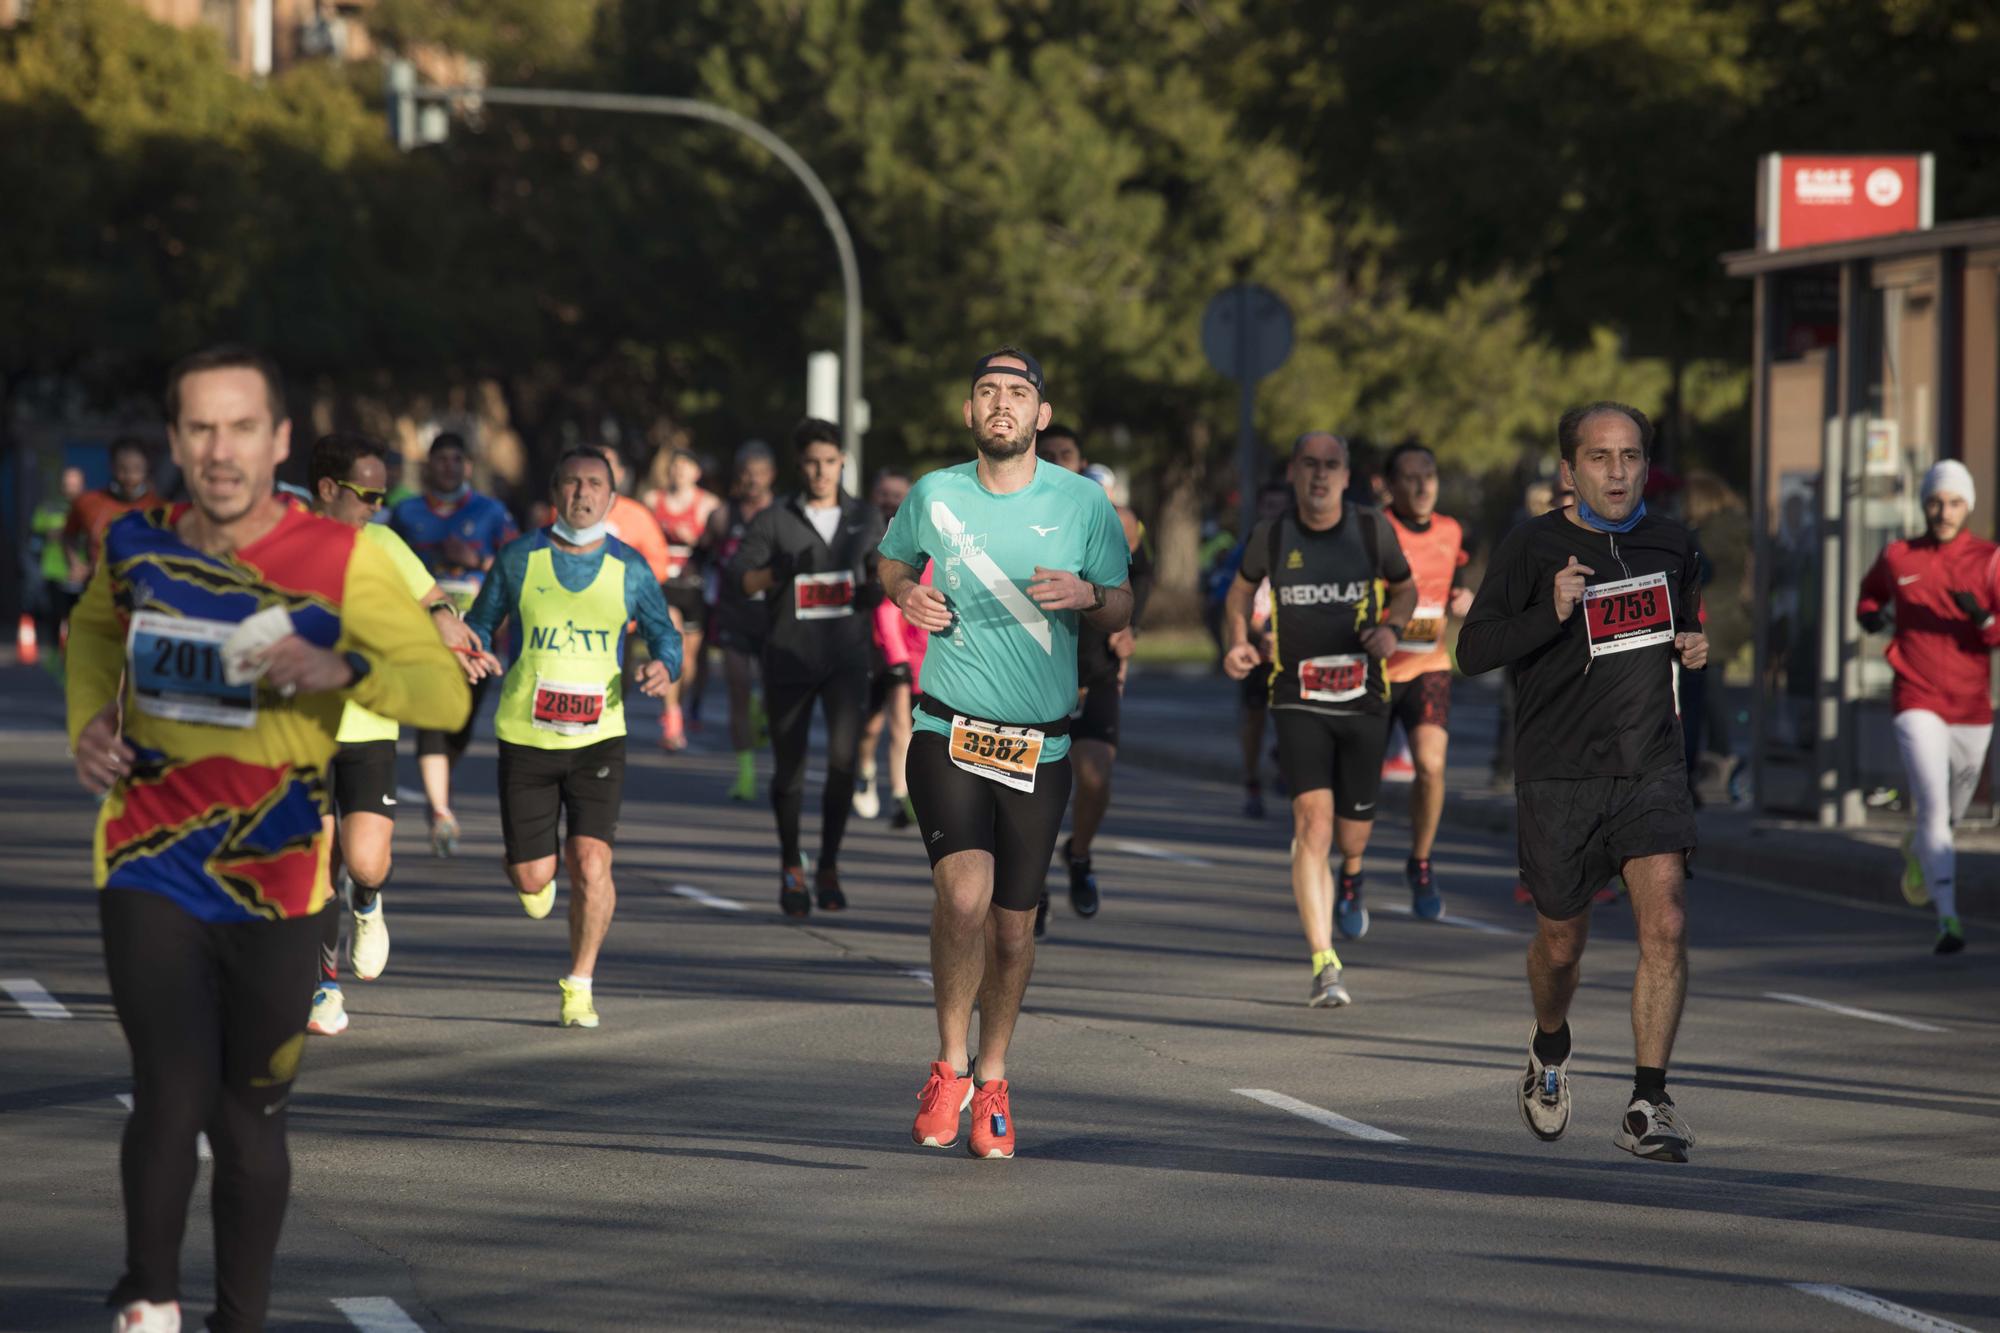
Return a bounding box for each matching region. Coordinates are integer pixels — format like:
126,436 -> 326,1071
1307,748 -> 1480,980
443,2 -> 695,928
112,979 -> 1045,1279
128,611 -> 257,728
1583,571 -> 1674,658
1299,653 -> 1368,704
436,577 -> 480,612
948,714 -> 1045,793
794,570 -> 855,620
531,677 -> 606,735
1396,602 -> 1447,655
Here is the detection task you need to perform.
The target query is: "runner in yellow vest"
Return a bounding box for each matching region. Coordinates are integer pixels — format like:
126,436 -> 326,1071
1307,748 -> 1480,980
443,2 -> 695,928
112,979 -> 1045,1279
463,446 -> 682,1028
306,432 -> 480,1036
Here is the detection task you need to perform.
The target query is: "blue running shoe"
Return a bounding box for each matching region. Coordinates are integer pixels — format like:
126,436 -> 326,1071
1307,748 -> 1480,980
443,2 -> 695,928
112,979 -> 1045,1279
1407,856 -> 1444,921
1335,870 -> 1369,940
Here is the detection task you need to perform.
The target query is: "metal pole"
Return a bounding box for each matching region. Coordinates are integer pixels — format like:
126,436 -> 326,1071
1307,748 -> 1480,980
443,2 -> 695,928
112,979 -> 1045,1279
419,85 -> 865,490
1235,284 -> 1256,542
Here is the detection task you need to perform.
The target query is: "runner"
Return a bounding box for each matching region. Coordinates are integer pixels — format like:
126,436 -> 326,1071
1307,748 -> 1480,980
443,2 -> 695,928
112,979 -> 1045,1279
884,347 -> 1131,1160
729,418 -> 885,915
388,433 -> 518,856
1458,401 -> 1706,1164
856,467 -> 917,827
30,465 -> 86,674
68,346 -> 468,1333
1223,432 -> 1416,1008
1856,458 -> 2000,955
704,441 -> 778,802
1381,442 -> 1475,921
461,446 -> 681,1028
305,431 -> 480,1037
1033,426 -> 1154,936
1225,481 -> 1294,819
604,448 -> 678,743
65,436 -> 161,574
644,448 -> 723,750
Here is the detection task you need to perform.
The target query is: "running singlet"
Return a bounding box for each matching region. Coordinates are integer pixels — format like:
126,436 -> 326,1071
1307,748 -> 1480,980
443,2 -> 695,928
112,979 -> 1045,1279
66,487 -> 162,571
337,524 -> 439,745
466,529 -> 682,750
653,489 -> 717,586
1384,509 -> 1467,682
65,503 -> 471,921
388,491 -> 518,610
877,459 -> 1129,764
606,493 -> 673,586
1239,505 -> 1410,716
1857,531 -> 2000,724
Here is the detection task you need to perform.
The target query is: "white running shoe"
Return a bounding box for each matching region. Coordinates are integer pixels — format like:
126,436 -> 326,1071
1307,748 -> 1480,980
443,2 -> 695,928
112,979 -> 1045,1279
1614,1095 -> 1694,1163
349,895 -> 389,981
852,771 -> 881,819
307,985 -> 348,1036
1519,1024 -> 1572,1141
114,1300 -> 181,1332
1308,964 -> 1351,1008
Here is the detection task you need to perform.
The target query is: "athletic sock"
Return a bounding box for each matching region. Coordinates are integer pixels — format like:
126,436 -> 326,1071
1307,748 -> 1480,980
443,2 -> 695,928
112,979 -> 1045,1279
1532,1021 -> 1571,1066
860,763 -> 876,783
564,974 -> 592,991
1633,1065 -> 1668,1105
735,750 -> 755,779
1311,948 -> 1341,973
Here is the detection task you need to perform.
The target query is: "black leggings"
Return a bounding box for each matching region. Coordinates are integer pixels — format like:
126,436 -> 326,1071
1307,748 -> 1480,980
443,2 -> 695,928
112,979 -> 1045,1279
767,668 -> 869,870
100,889 -> 322,1330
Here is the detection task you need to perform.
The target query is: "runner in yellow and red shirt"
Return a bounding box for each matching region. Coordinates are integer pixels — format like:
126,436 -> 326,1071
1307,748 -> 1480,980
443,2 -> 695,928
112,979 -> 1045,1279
1381,443 -> 1474,921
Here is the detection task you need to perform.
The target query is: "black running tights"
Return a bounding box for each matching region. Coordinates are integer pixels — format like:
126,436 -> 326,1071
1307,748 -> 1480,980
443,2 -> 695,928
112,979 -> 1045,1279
767,668 -> 869,870
100,889 -> 321,1330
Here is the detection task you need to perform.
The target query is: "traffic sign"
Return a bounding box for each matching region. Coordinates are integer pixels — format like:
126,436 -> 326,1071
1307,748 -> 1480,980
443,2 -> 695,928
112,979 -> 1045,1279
1202,284 -> 1293,383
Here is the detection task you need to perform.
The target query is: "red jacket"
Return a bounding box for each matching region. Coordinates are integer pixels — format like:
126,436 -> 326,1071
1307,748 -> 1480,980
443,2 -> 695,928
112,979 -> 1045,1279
1857,532 -> 2000,723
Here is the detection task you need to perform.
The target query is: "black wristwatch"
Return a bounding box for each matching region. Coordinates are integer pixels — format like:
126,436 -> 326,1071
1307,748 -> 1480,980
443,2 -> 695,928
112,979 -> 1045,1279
428,600 -> 459,619
1085,581 -> 1106,612
342,651 -> 372,686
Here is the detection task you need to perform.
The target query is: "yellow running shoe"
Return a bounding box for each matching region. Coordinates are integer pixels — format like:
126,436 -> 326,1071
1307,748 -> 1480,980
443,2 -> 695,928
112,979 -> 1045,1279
559,977 -> 599,1028
1900,831 -> 1930,907
519,881 -> 556,920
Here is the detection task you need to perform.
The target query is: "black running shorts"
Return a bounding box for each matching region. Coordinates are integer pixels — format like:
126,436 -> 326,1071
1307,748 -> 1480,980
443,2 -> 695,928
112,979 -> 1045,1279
868,661 -> 913,717
497,736 -> 627,865
1273,708 -> 1390,820
905,731 -> 1072,912
666,584 -> 708,626
1389,670 -> 1452,733
330,740 -> 398,821
1070,671 -> 1120,747
1516,766 -> 1697,920
1239,670 -> 1271,711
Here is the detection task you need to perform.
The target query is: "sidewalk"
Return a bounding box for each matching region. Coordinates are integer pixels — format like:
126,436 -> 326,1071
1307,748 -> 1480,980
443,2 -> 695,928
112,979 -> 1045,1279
1118,666 -> 2000,921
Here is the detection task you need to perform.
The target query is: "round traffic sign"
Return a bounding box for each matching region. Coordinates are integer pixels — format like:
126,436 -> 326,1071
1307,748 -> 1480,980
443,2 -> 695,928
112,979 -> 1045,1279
1202,284 -> 1294,382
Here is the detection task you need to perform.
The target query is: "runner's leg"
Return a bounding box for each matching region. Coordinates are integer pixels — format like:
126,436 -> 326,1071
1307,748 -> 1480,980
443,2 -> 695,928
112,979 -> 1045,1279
1409,723 -> 1448,860
932,851 -> 994,1075
1940,722 -> 1993,922
726,648 -> 756,752
816,669 -> 868,869
1894,709 -> 1954,916
564,836 -> 617,977
1620,850 -> 1688,1070
766,678 -> 817,869
885,682 -> 913,801
975,755 -> 1070,1082
1527,909 -> 1590,1037
1290,790 -> 1336,956
1068,738 -> 1114,860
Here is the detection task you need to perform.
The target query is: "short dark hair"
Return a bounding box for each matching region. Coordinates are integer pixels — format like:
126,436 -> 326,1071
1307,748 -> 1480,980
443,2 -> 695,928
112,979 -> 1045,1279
108,435 -> 151,465
550,445 -> 613,491
310,431 -> 389,489
429,431 -> 469,459
1557,402 -> 1653,465
791,417 -> 841,455
870,466 -> 910,488
1383,442 -> 1435,481
163,344 -> 286,427
1039,423 -> 1080,447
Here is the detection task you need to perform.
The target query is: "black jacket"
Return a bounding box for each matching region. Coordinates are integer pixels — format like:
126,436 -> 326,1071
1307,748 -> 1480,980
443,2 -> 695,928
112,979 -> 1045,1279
727,492 -> 884,683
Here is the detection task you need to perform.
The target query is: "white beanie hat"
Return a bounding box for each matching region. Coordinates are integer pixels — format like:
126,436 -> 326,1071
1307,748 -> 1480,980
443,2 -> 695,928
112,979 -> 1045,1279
1922,459 -> 1976,512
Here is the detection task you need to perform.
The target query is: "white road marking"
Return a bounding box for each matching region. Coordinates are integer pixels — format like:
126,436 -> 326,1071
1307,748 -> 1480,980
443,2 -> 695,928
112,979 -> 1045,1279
333,1296 -> 427,1332
671,884 -> 750,913
1789,1283 -> 1976,1332
1232,1088 -> 1408,1143
1371,902 -> 1523,936
394,785 -> 426,804
1765,992 -> 1948,1034
1,978 -> 70,1019
901,967 -> 935,988
1100,839 -> 1213,867
115,1095 -> 210,1161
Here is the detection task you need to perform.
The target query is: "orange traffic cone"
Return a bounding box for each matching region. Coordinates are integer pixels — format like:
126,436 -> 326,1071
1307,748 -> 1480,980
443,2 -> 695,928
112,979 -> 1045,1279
16,613 -> 38,667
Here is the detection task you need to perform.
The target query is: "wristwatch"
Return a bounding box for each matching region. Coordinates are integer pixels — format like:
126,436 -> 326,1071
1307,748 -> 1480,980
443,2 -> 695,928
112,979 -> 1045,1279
428,600 -> 460,619
1085,581 -> 1106,612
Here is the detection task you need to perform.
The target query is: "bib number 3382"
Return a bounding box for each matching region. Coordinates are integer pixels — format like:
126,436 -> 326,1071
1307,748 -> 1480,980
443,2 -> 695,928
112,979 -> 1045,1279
1582,571 -> 1674,658
948,715 -> 1044,793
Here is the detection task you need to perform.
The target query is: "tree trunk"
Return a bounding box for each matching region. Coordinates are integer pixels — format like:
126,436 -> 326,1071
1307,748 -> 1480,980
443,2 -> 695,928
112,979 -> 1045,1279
1147,415 -> 1211,629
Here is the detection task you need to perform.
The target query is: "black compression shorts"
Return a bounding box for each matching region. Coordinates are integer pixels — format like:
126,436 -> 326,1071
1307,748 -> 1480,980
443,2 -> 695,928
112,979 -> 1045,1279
868,660 -> 913,717
496,736 -> 627,864
1071,672 -> 1120,747
666,584 -> 708,626
1273,708 -> 1390,820
905,731 -> 1071,912
331,740 -> 398,821
1516,767 -> 1696,920
1389,670 -> 1452,733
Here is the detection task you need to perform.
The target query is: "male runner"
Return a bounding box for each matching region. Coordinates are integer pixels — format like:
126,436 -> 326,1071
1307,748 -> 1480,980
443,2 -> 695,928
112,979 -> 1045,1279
65,436 -> 162,573
705,441 -> 777,801
69,346 -> 468,1333
1856,458 -> 2000,954
883,347 -> 1130,1160
1224,432 -> 1415,1008
1458,401 -> 1706,1163
389,432 -> 518,855
645,448 -> 722,749
857,468 -> 916,825
1033,425 -> 1153,936
463,447 -> 681,1028
305,431 -> 479,1036
1381,442 -> 1475,920
729,418 -> 885,915
30,465 -> 86,672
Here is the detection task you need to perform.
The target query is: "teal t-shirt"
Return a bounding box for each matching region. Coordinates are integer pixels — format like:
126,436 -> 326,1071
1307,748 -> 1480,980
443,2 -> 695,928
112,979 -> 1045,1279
879,458 -> 1130,763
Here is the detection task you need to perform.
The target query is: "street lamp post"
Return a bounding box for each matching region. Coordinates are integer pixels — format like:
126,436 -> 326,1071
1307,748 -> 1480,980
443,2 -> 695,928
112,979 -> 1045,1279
387,66 -> 865,491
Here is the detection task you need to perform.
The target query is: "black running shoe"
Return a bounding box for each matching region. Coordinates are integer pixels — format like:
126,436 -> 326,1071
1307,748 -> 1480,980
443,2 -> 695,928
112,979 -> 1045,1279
779,867 -> 811,918
1034,890 -> 1050,939
814,868 -> 847,912
1065,838 -> 1099,918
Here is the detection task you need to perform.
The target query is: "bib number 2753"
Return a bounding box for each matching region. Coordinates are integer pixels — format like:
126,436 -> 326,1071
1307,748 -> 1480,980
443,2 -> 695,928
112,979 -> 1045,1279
1582,571 -> 1673,658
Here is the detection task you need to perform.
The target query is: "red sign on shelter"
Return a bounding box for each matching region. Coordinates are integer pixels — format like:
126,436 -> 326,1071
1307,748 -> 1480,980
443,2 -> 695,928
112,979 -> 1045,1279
1761,153 -> 1933,252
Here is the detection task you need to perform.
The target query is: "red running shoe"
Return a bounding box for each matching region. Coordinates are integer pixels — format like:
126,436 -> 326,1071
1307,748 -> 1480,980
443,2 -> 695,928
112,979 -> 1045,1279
912,1061 -> 972,1147
968,1079 -> 1016,1160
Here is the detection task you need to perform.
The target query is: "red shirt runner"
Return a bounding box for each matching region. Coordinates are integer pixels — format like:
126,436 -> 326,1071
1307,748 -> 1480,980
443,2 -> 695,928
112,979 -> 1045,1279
1857,532 -> 2000,724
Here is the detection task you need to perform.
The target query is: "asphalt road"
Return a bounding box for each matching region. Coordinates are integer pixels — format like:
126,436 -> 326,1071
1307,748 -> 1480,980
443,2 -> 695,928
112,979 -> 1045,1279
3,666 -> 1997,1332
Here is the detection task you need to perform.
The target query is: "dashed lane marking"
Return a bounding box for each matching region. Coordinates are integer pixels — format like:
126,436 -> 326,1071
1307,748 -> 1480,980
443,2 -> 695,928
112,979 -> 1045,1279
1788,1283 -> 1976,1332
2,978 -> 70,1019
670,884 -> 750,913
333,1296 -> 427,1332
1101,839 -> 1214,867
1765,992 -> 1948,1034
1233,1088 -> 1408,1143
1371,902 -> 1523,936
